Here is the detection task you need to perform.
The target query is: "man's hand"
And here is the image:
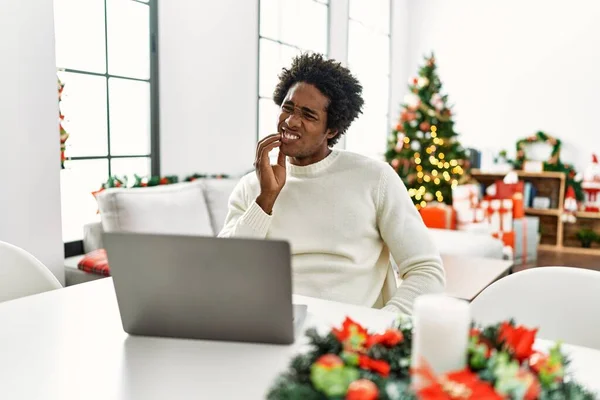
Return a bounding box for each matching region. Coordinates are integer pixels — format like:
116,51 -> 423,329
254,133 -> 286,214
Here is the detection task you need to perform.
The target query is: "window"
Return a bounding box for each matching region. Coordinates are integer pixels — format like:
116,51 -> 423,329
257,0 -> 330,142
345,0 -> 391,160
54,0 -> 159,243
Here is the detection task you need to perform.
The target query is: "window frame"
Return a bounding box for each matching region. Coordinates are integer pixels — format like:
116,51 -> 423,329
256,0 -> 331,142
61,0 -> 160,257
345,0 -> 392,158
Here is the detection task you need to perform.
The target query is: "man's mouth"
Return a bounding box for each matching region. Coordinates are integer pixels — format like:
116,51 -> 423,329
282,130 -> 300,142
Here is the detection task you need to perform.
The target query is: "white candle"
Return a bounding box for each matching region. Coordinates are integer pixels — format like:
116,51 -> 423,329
411,294 -> 470,388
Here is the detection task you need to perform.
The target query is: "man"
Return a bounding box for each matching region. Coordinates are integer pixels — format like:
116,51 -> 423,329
219,53 -> 444,314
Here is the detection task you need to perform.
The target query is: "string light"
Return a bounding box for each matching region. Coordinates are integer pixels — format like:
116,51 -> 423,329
443,172 -> 451,181
437,196 -> 444,202
431,131 -> 437,138
436,191 -> 442,197
434,178 -> 441,185
415,194 -> 422,201
414,153 -> 421,158
419,186 -> 426,193
439,139 -> 444,145
408,188 -> 416,197
429,156 -> 437,164
444,162 -> 450,169
431,126 -> 437,138
450,160 -> 458,167
433,138 -> 440,145
432,170 -> 438,177
426,148 -> 433,154
403,137 -> 410,144
416,165 -> 423,171
417,171 -> 424,178
420,201 -> 427,208
415,158 -> 421,164
439,153 -> 445,159
424,175 -> 431,182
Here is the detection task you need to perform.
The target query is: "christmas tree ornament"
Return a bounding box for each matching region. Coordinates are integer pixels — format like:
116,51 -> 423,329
411,141 -> 422,151
404,93 -> 421,109
410,120 -> 418,128
417,76 -> 429,88
416,131 -> 424,139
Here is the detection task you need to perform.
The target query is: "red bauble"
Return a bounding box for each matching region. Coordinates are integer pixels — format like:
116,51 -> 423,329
346,379 -> 378,400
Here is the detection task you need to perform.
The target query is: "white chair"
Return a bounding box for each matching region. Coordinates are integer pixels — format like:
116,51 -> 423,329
0,241 -> 62,303
471,266 -> 600,350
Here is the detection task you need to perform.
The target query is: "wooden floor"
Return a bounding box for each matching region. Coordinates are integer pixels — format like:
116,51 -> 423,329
513,249 -> 600,272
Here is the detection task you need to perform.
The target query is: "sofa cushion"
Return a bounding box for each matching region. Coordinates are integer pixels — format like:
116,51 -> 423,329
78,249 -> 110,276
202,178 -> 240,234
429,228 -> 504,259
96,181 -> 214,236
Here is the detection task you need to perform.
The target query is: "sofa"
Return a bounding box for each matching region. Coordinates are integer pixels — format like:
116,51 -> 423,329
64,178 -> 504,285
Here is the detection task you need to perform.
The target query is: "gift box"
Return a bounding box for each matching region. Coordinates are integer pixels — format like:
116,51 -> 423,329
512,217 -> 540,265
419,203 -> 456,230
453,184 -> 490,233
495,180 -> 525,218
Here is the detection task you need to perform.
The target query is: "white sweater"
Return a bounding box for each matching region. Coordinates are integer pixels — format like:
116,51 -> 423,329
218,149 -> 445,314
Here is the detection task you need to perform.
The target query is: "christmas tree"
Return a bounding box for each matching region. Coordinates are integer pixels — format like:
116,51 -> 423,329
385,53 -> 469,210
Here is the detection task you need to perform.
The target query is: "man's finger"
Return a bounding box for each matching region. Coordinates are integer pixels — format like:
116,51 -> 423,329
258,141 -> 281,166
255,134 -> 281,163
277,148 -> 286,167
255,134 -> 280,166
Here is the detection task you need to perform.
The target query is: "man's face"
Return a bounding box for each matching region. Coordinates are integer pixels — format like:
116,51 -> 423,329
277,82 -> 337,163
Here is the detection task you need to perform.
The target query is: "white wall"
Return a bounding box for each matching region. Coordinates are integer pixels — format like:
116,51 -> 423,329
159,0 -> 258,177
0,0 -> 64,283
405,0 -> 600,172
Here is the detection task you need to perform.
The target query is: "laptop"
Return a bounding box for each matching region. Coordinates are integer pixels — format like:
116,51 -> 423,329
103,232 -> 307,345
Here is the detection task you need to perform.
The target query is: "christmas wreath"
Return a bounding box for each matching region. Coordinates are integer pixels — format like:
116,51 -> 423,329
267,317 -> 595,399
512,131 -> 584,201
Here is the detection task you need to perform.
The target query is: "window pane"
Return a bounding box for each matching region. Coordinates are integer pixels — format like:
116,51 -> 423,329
348,20 -> 389,77
111,157 -> 151,183
260,0 -> 280,40
107,0 -> 150,79
346,113 -> 388,159
61,159 -> 109,242
259,41 -> 302,98
349,0 -> 390,35
259,98 -> 281,140
58,72 -> 108,157
280,0 -> 327,53
53,0 -> 106,73
108,78 -> 151,155
357,72 -> 390,118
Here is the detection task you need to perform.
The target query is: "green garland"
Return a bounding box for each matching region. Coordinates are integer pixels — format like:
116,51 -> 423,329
512,131 -> 584,201
267,317 -> 595,399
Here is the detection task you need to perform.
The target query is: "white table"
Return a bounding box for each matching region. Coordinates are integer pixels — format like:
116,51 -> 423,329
0,279 -> 598,399
442,254 -> 514,301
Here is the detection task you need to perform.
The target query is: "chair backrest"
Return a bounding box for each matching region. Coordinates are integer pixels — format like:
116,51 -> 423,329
471,266 -> 600,349
0,241 -> 62,303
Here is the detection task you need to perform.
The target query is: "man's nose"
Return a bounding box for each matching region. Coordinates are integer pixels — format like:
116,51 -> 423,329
285,112 -> 301,128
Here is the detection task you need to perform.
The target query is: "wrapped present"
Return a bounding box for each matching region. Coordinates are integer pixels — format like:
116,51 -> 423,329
512,217 -> 540,265
454,184 -> 490,233
495,180 -> 525,219
419,203 -> 456,230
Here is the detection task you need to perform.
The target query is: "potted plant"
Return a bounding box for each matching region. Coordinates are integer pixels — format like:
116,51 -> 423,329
576,228 -> 599,248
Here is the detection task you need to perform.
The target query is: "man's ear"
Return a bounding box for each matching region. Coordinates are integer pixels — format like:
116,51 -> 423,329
326,129 -> 339,140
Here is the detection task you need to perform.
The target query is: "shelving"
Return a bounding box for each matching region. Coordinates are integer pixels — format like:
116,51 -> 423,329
471,170 -> 600,255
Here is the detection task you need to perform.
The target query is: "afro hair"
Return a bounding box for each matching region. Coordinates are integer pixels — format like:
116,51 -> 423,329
273,53 -> 364,146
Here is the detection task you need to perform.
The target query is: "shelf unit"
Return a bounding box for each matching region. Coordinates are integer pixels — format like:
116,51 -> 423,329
471,169 -> 600,255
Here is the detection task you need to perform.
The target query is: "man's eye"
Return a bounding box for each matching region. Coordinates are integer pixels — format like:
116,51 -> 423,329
282,105 -> 293,112
304,113 -> 316,121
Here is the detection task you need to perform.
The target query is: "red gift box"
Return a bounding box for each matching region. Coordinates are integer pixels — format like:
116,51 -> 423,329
419,203 -> 456,230
494,180 -> 525,218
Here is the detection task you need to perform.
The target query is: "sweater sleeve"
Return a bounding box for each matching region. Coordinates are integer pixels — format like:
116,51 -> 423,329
217,176 -> 272,239
376,165 -> 446,315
